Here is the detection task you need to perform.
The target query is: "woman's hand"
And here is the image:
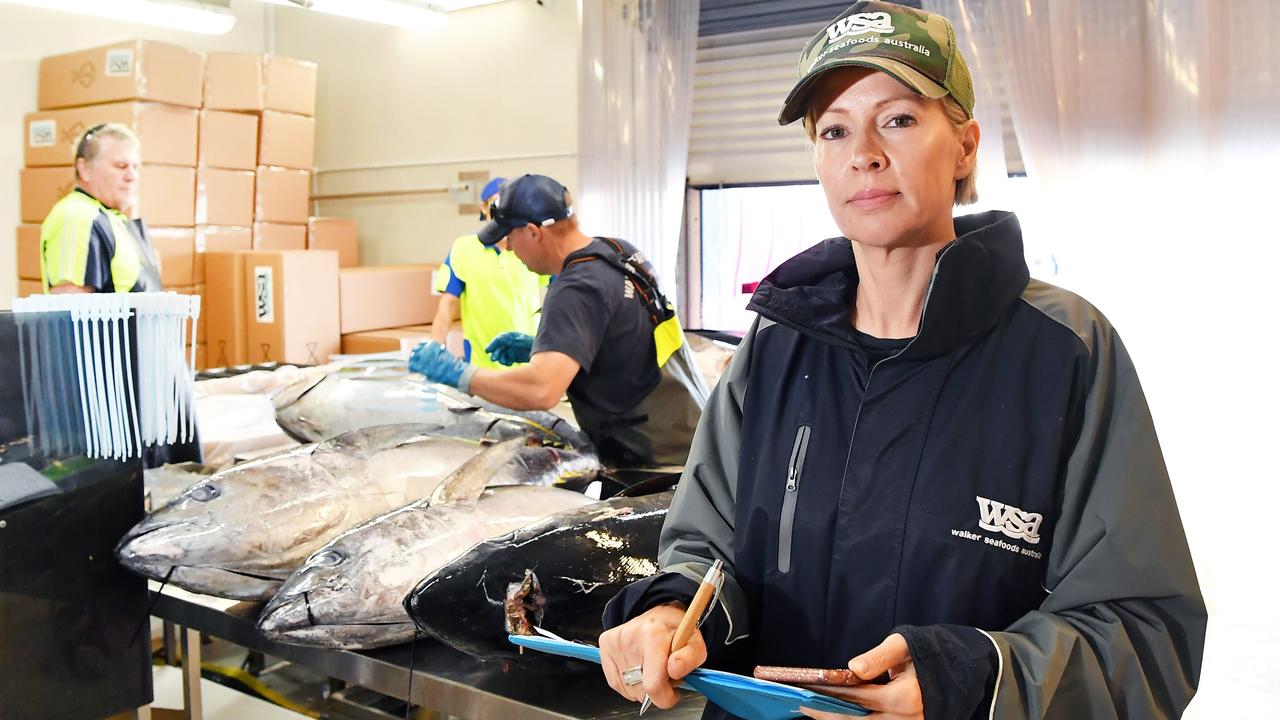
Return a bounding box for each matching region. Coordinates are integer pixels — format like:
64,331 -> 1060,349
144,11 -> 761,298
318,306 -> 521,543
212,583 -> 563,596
599,603 -> 707,710
800,633 -> 923,719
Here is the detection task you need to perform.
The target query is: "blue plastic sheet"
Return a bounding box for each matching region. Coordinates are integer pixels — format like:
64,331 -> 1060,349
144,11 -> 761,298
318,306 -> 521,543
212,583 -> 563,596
509,634 -> 869,720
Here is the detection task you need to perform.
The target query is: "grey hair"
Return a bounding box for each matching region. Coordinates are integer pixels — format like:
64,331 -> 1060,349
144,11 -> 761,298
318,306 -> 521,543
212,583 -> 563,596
75,123 -> 140,177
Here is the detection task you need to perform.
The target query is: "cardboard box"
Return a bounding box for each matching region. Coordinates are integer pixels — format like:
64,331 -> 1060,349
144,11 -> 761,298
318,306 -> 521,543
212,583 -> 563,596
257,111 -> 315,170
195,226 -> 251,284
338,265 -> 440,334
198,110 -> 258,170
17,224 -> 42,280
306,217 -> 358,268
340,326 -> 435,355
196,167 -> 255,226
264,55 -> 318,116
25,101 -> 199,167
254,166 -> 310,224
205,251 -> 249,367
20,167 -> 75,223
202,53 -> 262,112
149,227 -> 196,286
139,165 -> 196,227
39,40 -> 204,110
18,279 -> 43,297
244,250 -> 340,365
253,222 -> 306,251
204,53 -> 317,116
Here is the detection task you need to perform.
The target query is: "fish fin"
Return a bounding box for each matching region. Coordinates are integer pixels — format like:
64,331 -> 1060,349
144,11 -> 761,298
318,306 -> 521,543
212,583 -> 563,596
430,436 -> 526,504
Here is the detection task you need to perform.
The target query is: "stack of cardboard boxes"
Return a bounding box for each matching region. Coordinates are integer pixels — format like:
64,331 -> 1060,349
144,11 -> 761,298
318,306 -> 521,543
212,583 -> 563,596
16,40 -> 453,370
198,50 -> 338,368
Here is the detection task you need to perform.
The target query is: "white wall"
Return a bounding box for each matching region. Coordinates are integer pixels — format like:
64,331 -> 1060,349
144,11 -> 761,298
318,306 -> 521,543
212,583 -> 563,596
0,0 -> 582,304
273,0 -> 580,266
0,0 -> 271,309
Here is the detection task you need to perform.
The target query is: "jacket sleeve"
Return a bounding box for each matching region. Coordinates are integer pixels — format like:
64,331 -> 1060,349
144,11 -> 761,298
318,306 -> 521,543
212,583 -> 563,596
901,315 -> 1206,720
601,318 -> 769,661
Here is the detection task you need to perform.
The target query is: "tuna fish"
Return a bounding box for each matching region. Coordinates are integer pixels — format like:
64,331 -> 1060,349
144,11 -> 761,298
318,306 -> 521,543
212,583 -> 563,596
116,426 -> 600,600
257,447 -> 595,648
404,490 -> 673,660
272,358 -> 591,451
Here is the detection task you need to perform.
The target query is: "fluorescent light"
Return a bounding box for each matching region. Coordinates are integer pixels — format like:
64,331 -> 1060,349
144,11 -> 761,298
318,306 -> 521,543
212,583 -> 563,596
259,0 -> 447,31
2,0 -> 236,35
434,0 -> 510,9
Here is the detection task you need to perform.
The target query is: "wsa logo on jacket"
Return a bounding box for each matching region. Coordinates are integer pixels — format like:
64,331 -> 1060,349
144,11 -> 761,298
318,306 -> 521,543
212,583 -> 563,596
976,496 -> 1043,544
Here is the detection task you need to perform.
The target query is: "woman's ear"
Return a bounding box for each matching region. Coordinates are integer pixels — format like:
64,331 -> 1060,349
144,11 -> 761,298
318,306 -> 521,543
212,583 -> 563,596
956,118 -> 980,180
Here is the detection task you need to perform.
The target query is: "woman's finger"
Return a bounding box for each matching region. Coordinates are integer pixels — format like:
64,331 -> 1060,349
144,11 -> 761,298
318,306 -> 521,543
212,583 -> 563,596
641,625 -> 681,708
667,628 -> 707,680
598,628 -> 629,699
804,670 -> 922,716
848,633 -> 911,681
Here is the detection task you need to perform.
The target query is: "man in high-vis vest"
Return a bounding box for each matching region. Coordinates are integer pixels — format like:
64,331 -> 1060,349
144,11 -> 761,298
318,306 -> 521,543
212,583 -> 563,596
410,174 -> 708,468
41,123 -> 162,294
429,177 -> 548,369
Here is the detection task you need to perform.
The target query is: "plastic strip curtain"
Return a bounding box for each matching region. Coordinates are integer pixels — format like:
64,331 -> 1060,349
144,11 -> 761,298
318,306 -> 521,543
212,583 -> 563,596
578,0 -> 700,299
929,4 -> 1280,714
12,292 -> 202,461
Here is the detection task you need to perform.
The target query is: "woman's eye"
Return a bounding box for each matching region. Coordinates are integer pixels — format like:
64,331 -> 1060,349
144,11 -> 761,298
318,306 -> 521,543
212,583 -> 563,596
885,114 -> 916,129
819,126 -> 847,140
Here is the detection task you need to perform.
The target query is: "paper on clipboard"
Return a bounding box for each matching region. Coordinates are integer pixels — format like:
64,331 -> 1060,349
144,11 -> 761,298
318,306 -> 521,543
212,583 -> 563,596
509,633 -> 869,720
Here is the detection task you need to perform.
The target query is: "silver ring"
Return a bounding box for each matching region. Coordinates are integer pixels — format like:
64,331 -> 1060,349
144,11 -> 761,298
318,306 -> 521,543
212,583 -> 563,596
622,665 -> 644,686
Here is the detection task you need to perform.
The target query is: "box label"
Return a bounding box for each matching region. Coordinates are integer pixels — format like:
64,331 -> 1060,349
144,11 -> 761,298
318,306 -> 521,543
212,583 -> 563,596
105,48 -> 134,77
28,120 -> 56,148
254,266 -> 275,323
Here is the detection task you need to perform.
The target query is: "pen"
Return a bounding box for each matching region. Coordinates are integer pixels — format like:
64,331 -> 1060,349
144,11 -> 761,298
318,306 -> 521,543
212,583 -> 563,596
640,559 -> 723,716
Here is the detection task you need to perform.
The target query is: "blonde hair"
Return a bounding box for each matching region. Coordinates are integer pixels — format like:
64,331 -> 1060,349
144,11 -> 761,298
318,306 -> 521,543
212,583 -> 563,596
802,93 -> 978,206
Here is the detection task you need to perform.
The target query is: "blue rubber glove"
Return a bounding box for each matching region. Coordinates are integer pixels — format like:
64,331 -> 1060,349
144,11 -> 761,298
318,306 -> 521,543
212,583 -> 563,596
486,332 -> 534,366
409,341 -> 476,392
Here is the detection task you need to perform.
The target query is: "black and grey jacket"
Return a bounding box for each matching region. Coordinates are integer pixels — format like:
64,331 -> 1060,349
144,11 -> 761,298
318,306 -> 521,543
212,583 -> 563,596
603,211 -> 1205,719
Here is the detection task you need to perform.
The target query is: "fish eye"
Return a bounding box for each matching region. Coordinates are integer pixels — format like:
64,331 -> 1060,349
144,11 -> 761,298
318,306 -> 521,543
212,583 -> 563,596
189,484 -> 220,502
310,549 -> 344,567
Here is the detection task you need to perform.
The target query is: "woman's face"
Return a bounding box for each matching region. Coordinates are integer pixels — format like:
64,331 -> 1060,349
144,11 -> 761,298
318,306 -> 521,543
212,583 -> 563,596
810,66 -> 977,250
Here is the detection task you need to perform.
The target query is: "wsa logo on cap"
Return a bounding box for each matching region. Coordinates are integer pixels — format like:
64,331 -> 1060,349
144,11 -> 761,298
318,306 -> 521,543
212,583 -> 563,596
826,12 -> 894,43
975,495 -> 1043,545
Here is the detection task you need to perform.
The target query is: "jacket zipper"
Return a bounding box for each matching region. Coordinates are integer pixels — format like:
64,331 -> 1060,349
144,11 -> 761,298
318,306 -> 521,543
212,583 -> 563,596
778,424 -> 811,574
843,240 -> 956,463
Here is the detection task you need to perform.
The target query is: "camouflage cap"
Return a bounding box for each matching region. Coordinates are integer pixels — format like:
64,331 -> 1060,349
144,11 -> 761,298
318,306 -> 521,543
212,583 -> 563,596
778,1 -> 974,126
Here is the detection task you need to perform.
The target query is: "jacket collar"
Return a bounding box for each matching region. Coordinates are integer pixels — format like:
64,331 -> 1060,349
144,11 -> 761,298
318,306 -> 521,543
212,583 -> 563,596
746,210 -> 1030,359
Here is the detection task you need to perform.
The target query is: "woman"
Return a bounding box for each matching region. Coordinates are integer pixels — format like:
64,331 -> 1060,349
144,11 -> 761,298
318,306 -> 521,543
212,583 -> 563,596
597,2 -> 1205,719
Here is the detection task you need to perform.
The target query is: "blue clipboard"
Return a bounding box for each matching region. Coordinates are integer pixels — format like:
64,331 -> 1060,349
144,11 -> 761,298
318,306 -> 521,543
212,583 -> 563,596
509,634 -> 869,720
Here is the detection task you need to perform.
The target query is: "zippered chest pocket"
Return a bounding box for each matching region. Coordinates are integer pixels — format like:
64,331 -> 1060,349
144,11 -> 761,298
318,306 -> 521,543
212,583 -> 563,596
777,424 -> 811,574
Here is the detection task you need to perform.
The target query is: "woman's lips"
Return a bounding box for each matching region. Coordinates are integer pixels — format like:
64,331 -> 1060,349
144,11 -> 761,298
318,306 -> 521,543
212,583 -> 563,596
849,189 -> 899,210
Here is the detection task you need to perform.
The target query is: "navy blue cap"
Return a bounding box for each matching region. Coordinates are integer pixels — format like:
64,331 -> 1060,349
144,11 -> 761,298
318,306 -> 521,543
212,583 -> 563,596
480,177 -> 506,202
477,174 -> 574,246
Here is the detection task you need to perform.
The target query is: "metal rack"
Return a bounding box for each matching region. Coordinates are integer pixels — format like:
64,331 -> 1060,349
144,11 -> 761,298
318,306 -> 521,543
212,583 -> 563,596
149,584 -> 706,720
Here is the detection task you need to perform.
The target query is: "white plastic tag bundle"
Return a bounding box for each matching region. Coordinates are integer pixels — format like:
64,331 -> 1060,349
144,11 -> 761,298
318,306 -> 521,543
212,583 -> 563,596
13,291 -> 202,460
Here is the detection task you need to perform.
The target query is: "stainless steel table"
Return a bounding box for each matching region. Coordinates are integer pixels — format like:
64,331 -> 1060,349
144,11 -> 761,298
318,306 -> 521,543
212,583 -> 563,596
148,584 -> 706,720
